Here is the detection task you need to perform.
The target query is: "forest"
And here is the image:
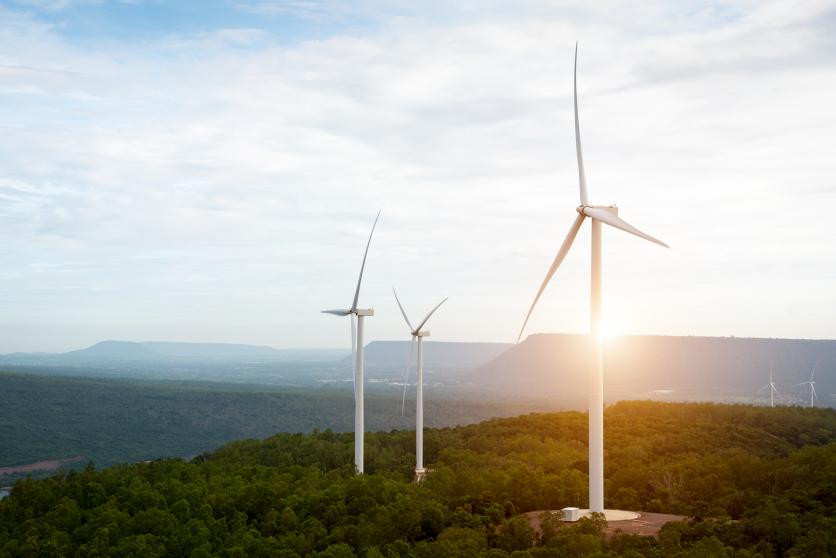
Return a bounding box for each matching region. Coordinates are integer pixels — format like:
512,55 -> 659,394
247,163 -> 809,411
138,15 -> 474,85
1,401 -> 834,557
0,370 -> 554,476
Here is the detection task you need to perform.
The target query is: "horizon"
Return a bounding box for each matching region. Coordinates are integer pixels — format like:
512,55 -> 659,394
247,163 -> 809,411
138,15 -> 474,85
5,330 -> 836,356
2,1 -> 836,352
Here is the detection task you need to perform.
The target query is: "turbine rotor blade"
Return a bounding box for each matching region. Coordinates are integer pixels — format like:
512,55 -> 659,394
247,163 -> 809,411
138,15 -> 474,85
582,207 -> 669,248
322,309 -> 352,316
517,212 -> 585,343
350,314 -> 357,401
415,297 -> 448,333
401,336 -> 416,416
392,287 -> 414,331
810,361 -> 818,381
351,210 -> 381,312
574,42 -> 589,205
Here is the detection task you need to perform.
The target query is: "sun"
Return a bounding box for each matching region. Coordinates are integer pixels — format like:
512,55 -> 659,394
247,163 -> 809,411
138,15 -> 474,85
600,317 -> 621,339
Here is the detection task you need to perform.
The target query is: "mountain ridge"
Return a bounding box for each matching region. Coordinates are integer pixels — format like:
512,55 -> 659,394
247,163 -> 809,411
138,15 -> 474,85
0,341 -> 348,363
469,333 -> 835,406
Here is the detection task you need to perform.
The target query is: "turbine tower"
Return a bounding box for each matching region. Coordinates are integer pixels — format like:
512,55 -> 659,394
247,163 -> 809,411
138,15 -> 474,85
517,44 -> 668,514
322,211 -> 380,474
393,288 -> 447,481
798,362 -> 818,408
758,364 -> 779,408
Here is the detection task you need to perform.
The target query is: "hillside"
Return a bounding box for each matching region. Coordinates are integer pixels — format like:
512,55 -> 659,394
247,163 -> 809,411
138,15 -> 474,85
470,334 -> 836,406
0,402 -> 833,556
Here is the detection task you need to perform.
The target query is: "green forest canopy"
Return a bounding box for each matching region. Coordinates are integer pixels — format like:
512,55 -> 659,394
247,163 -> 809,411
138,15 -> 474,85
1,401 -> 834,557
0,370 -> 558,472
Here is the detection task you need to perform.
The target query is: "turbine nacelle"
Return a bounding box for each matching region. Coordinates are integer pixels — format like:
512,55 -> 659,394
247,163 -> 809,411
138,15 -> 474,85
577,204 -> 617,216
321,308 -> 374,316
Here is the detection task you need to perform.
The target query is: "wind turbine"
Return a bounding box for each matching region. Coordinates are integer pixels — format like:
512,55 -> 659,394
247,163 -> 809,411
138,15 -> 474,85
798,362 -> 818,408
393,288 -> 447,481
517,44 -> 669,514
322,211 -> 380,474
758,364 -> 779,408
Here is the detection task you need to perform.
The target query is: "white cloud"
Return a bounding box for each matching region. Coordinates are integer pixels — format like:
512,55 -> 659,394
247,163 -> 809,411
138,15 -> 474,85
0,1 -> 835,351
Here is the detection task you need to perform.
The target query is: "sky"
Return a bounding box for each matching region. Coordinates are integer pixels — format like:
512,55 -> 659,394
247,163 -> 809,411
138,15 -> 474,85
1,0 -> 835,352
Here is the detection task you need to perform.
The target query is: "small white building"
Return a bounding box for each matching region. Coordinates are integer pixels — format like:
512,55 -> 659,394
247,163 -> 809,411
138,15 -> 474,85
561,507 -> 581,522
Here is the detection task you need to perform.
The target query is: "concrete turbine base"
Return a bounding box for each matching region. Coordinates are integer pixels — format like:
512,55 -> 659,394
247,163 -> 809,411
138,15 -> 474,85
525,510 -> 688,539
577,509 -> 640,522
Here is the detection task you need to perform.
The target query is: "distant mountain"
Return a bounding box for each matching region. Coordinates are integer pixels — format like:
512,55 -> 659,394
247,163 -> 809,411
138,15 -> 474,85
467,334 -> 835,406
65,341 -> 162,360
0,341 -> 348,365
354,340 -> 512,370
142,342 -> 283,360
5,336 -> 833,407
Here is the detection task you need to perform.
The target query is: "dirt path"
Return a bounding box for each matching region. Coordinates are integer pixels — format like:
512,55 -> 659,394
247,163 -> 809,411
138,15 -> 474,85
0,456 -> 84,477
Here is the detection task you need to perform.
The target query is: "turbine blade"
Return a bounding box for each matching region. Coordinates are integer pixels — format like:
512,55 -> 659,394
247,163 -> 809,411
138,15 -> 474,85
415,297 -> 448,333
772,384 -> 779,395
582,207 -> 669,248
517,213 -> 585,343
574,42 -> 589,205
810,361 -> 818,381
322,309 -> 352,316
392,287 -> 414,331
351,314 -> 357,401
401,336 -> 416,416
351,210 -> 381,312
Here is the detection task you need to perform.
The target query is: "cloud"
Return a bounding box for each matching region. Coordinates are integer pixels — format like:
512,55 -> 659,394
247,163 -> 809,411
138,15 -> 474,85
0,1 -> 835,351
13,0 -> 77,11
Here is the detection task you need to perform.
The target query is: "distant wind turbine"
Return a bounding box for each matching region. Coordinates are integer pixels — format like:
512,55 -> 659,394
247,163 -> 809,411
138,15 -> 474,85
758,364 -> 779,408
517,43 -> 668,514
393,288 -> 447,481
321,211 -> 380,474
798,362 -> 818,408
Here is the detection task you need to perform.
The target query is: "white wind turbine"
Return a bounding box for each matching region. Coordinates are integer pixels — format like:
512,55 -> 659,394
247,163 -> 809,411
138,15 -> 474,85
322,211 -> 380,474
798,362 -> 818,408
517,44 -> 669,514
393,288 -> 447,481
758,364 -> 779,408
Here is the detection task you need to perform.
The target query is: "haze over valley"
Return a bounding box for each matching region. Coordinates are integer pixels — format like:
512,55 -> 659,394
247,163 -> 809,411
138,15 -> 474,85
2,335 -> 831,404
